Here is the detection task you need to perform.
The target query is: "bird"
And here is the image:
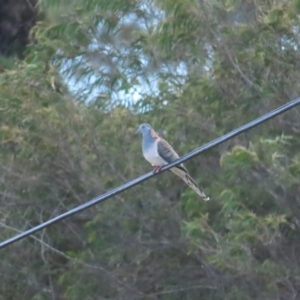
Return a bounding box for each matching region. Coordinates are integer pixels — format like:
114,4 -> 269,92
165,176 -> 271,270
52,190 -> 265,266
136,123 -> 209,200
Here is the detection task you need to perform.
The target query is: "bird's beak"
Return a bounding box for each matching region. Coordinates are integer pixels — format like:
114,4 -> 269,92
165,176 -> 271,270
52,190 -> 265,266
135,128 -> 140,134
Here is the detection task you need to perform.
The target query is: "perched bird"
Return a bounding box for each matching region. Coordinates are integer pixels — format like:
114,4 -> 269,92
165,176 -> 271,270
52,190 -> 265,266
136,123 -> 209,200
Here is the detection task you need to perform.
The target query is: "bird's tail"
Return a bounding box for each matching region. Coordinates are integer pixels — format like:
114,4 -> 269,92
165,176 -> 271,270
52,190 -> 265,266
171,168 -> 210,201
183,173 -> 210,201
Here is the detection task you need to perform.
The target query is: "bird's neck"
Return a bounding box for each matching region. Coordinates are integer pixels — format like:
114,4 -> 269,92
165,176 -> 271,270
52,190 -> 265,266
142,130 -> 158,152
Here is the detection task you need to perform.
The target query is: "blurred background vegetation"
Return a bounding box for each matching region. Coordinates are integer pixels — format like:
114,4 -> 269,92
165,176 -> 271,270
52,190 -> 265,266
1,0 -> 300,299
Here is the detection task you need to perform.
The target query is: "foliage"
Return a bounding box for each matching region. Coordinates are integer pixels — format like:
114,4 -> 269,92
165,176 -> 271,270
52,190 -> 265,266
0,0 -> 300,299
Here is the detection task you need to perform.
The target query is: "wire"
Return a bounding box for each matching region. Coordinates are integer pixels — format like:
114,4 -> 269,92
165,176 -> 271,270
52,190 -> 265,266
1,96 -> 300,249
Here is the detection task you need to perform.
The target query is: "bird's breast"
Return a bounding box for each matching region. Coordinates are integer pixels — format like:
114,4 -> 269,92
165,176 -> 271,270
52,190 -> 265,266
143,140 -> 166,166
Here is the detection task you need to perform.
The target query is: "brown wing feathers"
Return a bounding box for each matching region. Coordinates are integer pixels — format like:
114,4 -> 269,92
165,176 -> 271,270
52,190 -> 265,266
156,135 -> 209,200
157,138 -> 187,172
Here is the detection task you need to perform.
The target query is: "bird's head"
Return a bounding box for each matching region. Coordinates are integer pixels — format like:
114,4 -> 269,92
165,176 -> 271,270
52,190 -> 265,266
136,123 -> 152,135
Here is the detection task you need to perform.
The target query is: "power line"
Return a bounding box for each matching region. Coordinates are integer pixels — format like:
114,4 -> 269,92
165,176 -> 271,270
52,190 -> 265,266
1,96 -> 300,249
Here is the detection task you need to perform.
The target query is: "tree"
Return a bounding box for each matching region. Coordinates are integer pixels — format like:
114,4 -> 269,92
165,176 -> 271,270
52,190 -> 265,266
1,0 -> 300,299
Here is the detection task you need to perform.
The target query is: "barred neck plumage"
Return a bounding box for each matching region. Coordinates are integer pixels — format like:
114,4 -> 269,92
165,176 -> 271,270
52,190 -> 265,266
142,129 -> 158,152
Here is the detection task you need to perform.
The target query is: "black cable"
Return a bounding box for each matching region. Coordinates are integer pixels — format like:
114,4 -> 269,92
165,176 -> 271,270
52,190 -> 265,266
1,96 -> 300,249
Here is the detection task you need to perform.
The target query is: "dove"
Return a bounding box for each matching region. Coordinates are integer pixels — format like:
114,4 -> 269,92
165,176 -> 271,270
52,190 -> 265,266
136,123 -> 209,200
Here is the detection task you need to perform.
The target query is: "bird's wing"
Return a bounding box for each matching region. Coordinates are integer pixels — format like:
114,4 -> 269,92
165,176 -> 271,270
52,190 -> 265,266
157,138 -> 187,172
157,138 -> 209,200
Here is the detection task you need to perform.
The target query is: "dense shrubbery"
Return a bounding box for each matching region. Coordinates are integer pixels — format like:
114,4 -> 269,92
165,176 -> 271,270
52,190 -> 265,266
1,0 -> 300,299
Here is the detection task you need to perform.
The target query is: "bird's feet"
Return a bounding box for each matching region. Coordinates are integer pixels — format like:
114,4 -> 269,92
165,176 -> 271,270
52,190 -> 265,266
152,165 -> 164,173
